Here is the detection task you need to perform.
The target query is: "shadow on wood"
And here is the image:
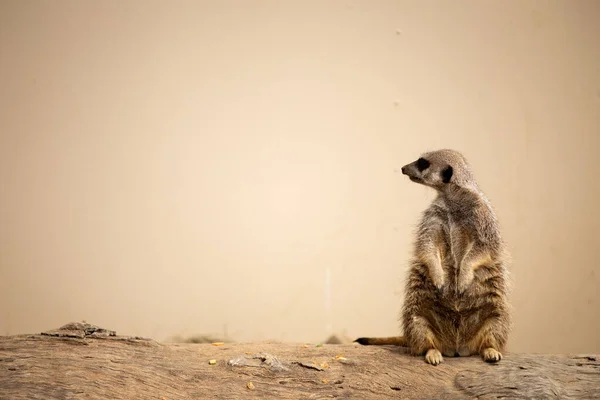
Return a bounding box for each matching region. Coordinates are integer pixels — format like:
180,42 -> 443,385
0,322 -> 598,399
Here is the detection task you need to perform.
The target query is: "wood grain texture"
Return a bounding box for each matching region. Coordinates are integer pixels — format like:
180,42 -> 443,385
0,323 -> 598,399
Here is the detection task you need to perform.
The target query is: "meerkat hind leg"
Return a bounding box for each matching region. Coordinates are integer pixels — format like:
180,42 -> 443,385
469,317 -> 504,363
409,316 -> 445,365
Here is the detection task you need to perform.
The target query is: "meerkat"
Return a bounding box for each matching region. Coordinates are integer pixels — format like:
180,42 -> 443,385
355,149 -> 511,365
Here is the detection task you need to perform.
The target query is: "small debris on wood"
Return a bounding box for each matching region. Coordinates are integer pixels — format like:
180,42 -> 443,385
337,357 -> 357,365
294,361 -> 324,371
208,360 -> 216,365
246,382 -> 255,390
228,353 -> 289,372
41,322 -> 116,339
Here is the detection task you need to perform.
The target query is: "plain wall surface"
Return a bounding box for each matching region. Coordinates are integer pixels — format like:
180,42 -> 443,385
1,0 -> 599,353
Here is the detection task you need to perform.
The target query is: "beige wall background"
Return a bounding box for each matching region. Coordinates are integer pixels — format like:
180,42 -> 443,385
1,0 -> 599,353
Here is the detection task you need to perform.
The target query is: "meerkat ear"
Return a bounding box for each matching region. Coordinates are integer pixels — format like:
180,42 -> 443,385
441,166 -> 453,183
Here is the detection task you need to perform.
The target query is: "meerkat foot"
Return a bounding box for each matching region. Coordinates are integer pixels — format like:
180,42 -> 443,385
425,349 -> 443,366
481,348 -> 502,363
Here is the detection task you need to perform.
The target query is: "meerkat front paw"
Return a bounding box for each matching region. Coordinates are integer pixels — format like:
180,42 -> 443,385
425,349 -> 443,366
481,348 -> 502,363
428,261 -> 445,291
456,267 -> 474,294
430,272 -> 445,291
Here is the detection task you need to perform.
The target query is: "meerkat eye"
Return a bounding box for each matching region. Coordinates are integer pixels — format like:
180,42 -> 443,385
416,158 -> 430,171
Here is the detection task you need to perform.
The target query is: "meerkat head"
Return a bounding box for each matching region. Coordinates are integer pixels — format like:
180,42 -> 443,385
400,149 -> 475,191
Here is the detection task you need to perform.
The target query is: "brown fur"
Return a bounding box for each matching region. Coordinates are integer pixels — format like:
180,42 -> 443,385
355,149 -> 512,365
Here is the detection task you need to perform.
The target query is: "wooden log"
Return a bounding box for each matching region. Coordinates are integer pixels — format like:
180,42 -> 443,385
0,323 -> 598,399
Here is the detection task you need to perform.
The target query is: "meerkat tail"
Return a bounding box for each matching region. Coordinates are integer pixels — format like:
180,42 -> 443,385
354,336 -> 407,346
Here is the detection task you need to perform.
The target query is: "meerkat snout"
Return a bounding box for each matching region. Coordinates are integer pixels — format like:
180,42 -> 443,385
401,157 -> 429,174
401,158 -> 428,183
400,163 -> 415,177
